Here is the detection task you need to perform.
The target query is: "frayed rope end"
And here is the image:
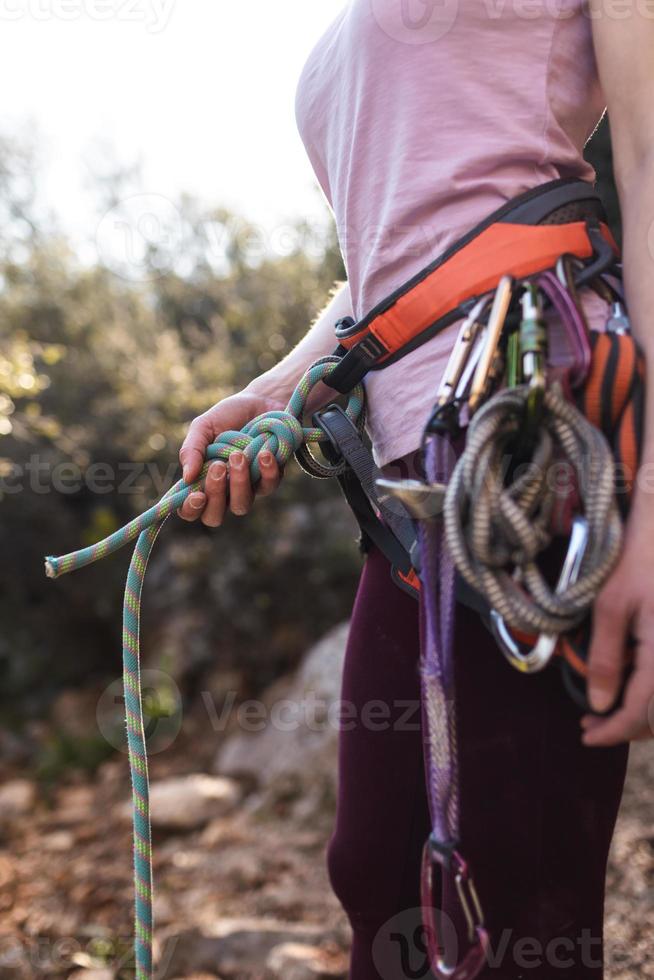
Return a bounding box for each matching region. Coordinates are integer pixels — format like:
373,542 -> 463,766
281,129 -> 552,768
44,557 -> 59,579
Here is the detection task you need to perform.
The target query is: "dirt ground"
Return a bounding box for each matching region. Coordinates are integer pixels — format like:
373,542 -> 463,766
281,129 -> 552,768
0,716 -> 652,978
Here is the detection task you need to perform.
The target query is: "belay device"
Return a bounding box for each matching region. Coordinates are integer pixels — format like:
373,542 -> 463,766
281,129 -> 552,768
45,177 -> 645,979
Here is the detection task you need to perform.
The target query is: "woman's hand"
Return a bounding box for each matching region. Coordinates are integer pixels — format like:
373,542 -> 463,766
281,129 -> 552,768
582,498 -> 654,746
177,388 -> 287,527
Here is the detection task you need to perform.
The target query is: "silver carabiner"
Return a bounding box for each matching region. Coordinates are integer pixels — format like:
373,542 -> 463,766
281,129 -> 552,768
490,516 -> 589,674
435,295 -> 493,408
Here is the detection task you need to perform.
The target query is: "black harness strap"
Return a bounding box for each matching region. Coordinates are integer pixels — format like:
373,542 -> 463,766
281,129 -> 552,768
313,405 -> 417,572
311,404 -> 497,619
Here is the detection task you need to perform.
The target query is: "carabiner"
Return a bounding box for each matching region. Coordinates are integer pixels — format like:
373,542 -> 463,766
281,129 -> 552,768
468,275 -> 515,414
421,836 -> 489,980
425,296 -> 493,437
519,283 -> 548,443
435,296 -> 493,408
538,267 -> 592,388
489,516 -> 589,674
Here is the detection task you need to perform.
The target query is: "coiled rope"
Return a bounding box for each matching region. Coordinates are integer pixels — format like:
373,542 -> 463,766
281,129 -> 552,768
44,355 -> 364,980
443,381 -> 623,635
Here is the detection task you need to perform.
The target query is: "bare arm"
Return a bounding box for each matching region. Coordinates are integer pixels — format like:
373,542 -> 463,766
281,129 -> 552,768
583,8 -> 654,743
246,279 -> 353,407
177,280 -> 353,525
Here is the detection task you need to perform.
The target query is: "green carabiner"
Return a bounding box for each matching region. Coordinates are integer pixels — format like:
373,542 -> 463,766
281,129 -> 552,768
519,283 -> 548,438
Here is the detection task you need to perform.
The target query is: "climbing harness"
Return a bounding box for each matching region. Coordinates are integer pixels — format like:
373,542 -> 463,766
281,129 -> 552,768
45,177 -> 645,979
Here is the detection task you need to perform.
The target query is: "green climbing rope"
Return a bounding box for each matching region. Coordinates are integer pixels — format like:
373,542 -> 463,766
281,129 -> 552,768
45,356 -> 364,980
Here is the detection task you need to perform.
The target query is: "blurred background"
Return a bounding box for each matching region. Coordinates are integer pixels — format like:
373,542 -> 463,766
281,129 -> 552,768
0,3 -> 651,979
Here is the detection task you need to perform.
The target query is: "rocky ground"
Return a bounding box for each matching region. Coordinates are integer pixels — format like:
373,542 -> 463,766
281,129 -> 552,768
0,623 -> 652,979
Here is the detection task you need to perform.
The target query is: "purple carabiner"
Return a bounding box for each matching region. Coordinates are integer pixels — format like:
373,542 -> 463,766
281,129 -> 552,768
537,269 -> 592,388
420,838 -> 490,980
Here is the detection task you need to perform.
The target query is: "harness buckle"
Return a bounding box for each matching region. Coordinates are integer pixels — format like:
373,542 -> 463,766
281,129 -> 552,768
574,218 -> 619,290
326,335 -> 388,393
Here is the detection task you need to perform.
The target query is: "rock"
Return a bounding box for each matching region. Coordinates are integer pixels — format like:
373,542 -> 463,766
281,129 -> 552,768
267,942 -> 346,979
158,919 -> 330,979
68,971 -> 114,980
41,830 -> 75,851
214,623 -> 349,794
55,784 -> 95,824
118,774 -> 240,831
0,779 -> 36,824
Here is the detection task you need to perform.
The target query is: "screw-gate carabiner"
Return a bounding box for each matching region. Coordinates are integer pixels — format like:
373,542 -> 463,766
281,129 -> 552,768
421,837 -> 490,980
518,283 -> 548,446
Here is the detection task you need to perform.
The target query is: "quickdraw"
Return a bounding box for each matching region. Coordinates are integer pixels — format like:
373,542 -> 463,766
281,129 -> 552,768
45,176 -> 643,980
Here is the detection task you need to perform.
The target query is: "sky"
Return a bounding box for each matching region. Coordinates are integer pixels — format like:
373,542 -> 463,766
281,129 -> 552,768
0,0 -> 345,257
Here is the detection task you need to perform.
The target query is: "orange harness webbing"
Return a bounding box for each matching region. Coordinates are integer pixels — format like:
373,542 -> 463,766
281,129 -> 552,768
340,221 -> 615,356
328,177 -> 620,393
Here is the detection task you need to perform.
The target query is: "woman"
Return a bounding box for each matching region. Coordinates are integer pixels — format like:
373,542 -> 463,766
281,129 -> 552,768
179,4 -> 654,977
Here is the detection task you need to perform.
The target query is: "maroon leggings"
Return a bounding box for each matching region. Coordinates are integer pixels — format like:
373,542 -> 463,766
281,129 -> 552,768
327,544 -> 629,980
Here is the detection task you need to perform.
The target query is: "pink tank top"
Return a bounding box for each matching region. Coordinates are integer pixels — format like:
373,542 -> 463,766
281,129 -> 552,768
295,0 -> 610,466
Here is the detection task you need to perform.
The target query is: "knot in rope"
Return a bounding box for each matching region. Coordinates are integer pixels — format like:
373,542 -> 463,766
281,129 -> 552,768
443,382 -> 623,636
208,410 -> 306,478
45,355 -> 364,581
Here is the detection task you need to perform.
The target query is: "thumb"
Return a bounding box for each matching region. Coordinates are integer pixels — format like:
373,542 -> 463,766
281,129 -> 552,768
587,585 -> 630,714
179,415 -> 215,484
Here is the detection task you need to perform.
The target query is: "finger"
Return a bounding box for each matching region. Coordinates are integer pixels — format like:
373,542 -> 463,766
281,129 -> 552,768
227,452 -> 254,516
582,661 -> 654,747
586,585 -> 631,714
179,414 -> 215,485
201,462 -> 228,528
177,491 -> 207,523
256,452 -> 281,497
584,718 -> 650,742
